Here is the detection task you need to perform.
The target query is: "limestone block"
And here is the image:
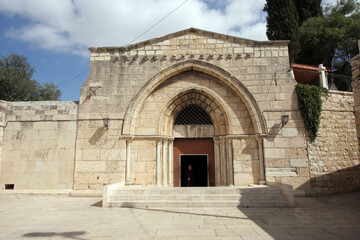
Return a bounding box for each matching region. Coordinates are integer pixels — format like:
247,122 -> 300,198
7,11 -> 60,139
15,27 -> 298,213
76,160 -> 106,172
289,137 -> 307,148
264,148 -> 286,159
12,160 -> 26,173
282,128 -> 299,137
137,149 -> 156,161
132,161 -> 146,173
234,173 -> 253,186
59,170 -> 74,184
34,161 -> 47,172
266,168 -> 297,177
145,162 -> 156,173
82,149 -> 100,160
136,127 -> 156,135
233,160 -> 252,173
279,176 -> 310,190
290,158 -> 308,167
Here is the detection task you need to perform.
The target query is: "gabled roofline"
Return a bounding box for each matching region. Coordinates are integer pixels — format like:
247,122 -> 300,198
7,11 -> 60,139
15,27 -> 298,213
89,27 -> 290,54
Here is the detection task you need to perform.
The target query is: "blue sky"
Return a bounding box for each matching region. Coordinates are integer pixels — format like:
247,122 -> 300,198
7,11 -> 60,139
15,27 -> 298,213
0,0 -> 337,101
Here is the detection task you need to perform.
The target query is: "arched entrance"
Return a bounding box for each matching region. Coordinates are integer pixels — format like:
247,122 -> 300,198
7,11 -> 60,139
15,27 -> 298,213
123,61 -> 267,187
158,88 -> 232,186
172,105 -> 215,187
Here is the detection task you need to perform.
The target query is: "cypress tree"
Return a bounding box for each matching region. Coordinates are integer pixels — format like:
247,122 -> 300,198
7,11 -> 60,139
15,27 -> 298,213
294,0 -> 322,26
264,0 -> 301,62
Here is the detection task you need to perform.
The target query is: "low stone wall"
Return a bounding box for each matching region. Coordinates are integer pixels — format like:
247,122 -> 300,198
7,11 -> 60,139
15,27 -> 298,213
0,101 -> 6,178
307,91 -> 360,195
0,101 -> 78,190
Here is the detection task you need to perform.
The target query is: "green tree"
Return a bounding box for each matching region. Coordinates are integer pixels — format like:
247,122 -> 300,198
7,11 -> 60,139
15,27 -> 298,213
0,54 -> 61,101
297,0 -> 360,74
293,0 -> 322,26
264,0 -> 301,62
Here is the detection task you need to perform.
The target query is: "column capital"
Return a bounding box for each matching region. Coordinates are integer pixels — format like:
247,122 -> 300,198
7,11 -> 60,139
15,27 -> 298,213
121,135 -> 134,141
255,134 -> 267,141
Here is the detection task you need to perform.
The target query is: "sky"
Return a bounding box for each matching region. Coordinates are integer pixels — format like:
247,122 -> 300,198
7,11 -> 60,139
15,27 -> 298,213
0,0 -> 338,101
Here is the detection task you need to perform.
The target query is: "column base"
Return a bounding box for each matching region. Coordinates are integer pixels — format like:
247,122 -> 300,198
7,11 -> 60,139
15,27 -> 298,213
125,181 -> 133,186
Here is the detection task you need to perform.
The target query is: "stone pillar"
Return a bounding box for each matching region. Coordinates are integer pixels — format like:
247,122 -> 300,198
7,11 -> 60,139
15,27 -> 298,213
220,139 -> 227,185
227,139 -> 234,186
162,139 -> 167,186
214,139 -> 221,186
318,64 -> 329,89
156,139 -> 162,186
168,139 -> 173,186
256,137 -> 266,184
350,50 -> 360,152
125,139 -> 133,185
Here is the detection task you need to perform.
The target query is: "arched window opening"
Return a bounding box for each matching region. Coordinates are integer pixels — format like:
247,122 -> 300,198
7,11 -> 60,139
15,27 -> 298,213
174,105 -> 213,125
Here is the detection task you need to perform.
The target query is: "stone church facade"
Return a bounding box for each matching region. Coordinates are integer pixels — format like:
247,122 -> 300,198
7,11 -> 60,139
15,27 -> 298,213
0,28 -> 359,196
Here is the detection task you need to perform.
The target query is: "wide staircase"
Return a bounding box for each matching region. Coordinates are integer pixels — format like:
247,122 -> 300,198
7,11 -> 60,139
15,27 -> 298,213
103,185 -> 292,208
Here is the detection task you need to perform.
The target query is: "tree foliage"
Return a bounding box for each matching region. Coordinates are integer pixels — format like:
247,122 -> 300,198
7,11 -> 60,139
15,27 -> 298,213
0,54 -> 61,101
297,0 -> 360,74
264,0 -> 301,62
293,0 -> 322,26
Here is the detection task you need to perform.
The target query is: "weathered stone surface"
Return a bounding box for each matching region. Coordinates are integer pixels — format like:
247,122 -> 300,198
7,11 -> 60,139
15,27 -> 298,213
0,29 -> 358,194
307,92 -> 360,194
0,101 -> 78,190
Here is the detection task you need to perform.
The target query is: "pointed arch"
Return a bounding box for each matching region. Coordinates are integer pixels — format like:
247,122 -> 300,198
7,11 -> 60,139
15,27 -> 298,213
157,88 -> 231,136
122,60 -> 267,136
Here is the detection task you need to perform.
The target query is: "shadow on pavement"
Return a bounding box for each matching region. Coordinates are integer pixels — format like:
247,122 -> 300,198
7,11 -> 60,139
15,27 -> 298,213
91,200 -> 102,207
23,231 -> 87,239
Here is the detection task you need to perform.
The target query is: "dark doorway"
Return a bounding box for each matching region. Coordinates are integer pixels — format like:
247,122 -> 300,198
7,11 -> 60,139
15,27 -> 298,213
180,155 -> 208,187
173,138 -> 215,187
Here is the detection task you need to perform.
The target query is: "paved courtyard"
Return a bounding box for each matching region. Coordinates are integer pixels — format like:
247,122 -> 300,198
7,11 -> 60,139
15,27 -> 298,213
0,192 -> 359,240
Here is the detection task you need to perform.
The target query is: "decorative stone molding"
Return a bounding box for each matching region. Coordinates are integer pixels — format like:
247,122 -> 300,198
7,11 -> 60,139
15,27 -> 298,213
106,53 -> 254,64
122,60 -> 267,136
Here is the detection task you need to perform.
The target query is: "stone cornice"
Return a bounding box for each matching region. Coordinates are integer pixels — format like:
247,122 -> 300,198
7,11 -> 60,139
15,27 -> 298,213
89,27 -> 290,54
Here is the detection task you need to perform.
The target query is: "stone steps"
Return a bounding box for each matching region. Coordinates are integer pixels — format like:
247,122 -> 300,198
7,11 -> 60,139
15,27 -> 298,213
107,200 -> 289,208
104,185 -> 292,208
109,194 -> 285,201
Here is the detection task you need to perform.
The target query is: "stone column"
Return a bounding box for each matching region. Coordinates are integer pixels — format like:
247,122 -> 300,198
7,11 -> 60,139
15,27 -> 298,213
256,137 -> 265,184
125,139 -> 133,185
214,138 -> 221,186
168,139 -> 174,186
227,139 -> 234,186
156,139 -> 162,186
220,139 -> 227,185
162,139 -> 168,186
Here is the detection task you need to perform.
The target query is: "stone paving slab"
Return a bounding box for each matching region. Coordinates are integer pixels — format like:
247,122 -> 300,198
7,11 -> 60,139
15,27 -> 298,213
0,192 -> 359,239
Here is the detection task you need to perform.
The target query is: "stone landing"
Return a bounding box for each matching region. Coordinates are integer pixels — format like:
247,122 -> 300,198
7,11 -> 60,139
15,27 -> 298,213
103,185 -> 293,208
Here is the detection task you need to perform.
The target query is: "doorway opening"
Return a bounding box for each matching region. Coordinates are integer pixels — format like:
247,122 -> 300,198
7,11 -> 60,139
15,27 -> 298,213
180,154 -> 208,187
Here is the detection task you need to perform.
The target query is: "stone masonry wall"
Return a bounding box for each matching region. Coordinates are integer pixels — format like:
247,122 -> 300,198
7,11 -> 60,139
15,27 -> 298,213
74,29 -> 308,189
0,101 -> 6,178
73,120 -> 125,190
350,54 -> 360,151
0,101 -> 78,190
307,92 -> 360,195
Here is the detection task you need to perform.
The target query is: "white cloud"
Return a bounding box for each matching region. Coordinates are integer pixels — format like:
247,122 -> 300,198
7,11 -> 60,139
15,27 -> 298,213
0,0 -> 269,57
